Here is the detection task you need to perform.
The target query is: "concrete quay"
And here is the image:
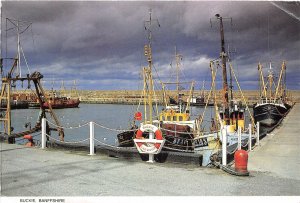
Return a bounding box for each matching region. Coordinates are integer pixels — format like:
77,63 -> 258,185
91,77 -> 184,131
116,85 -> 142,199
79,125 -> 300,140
1,104 -> 300,196
248,103 -> 300,180
0,140 -> 299,196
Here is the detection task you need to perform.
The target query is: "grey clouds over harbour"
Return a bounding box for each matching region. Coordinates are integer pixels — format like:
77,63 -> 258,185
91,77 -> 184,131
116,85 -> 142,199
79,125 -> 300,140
1,1 -> 299,90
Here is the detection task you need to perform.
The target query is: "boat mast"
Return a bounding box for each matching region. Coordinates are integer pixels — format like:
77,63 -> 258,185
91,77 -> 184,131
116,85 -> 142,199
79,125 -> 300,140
175,46 -> 182,97
267,62 -> 273,99
0,18 -> 65,140
227,45 -> 234,101
275,61 -> 286,99
283,61 -> 287,99
201,80 -> 205,97
17,21 -> 21,77
258,63 -> 267,98
0,3 -> 2,77
143,9 -> 159,123
215,14 -> 229,124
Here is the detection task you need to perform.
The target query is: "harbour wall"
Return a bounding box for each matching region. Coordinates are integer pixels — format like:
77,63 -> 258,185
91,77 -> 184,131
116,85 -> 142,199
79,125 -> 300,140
12,89 -> 300,105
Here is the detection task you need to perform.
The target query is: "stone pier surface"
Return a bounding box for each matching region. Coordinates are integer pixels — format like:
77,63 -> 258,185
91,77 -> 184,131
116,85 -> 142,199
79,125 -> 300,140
248,103 -> 300,180
0,142 -> 299,196
1,104 -> 300,196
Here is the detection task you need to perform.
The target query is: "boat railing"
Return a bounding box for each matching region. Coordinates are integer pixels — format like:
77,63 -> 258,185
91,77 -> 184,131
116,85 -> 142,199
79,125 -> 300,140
259,97 -> 284,105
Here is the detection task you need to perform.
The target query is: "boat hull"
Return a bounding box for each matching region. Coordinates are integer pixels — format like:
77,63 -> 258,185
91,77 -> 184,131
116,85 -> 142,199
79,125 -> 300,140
43,98 -> 80,109
0,100 -> 29,109
254,103 -> 288,127
161,123 -> 194,151
190,102 -> 214,107
117,130 -> 137,147
28,102 -> 40,108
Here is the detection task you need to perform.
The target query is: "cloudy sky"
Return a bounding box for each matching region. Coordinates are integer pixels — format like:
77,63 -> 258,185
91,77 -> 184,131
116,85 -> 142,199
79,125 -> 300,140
1,1 -> 299,90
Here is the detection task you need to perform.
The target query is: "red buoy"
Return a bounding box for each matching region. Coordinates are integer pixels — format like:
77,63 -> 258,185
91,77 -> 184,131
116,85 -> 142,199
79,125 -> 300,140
23,134 -> 33,140
24,134 -> 35,147
234,150 -> 248,173
134,112 -> 142,120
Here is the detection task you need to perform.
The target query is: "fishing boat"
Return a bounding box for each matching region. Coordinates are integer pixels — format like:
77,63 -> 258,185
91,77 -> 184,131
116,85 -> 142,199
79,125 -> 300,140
0,17 -> 65,142
117,12 -> 254,166
28,101 -> 40,108
158,48 -> 199,151
208,14 -> 257,154
188,81 -> 214,106
189,96 -> 205,106
253,62 -> 292,127
42,88 -> 80,109
43,95 -> 80,109
196,14 -> 258,157
0,100 -> 29,109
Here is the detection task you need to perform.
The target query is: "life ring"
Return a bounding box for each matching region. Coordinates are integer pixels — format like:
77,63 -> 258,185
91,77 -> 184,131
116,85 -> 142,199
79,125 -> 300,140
135,124 -> 163,149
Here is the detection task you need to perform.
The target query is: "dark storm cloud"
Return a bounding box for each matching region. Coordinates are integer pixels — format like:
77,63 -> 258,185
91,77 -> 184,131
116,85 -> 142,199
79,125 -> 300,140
1,1 -> 299,90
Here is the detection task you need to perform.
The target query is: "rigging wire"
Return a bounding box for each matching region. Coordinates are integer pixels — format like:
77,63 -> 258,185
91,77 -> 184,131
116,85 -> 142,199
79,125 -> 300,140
30,24 -> 38,61
20,45 -> 31,75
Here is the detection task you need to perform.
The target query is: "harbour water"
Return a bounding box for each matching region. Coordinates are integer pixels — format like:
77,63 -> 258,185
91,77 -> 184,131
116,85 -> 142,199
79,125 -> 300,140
11,104 -> 253,146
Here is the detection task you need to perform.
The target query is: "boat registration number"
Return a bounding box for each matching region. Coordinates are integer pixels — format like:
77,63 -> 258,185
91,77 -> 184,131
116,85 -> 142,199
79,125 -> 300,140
194,138 -> 208,147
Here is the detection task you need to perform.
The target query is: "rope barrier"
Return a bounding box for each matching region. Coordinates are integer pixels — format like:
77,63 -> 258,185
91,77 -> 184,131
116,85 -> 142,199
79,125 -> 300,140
93,122 -> 136,132
45,118 -> 136,133
45,119 -> 90,129
93,137 -> 135,150
41,118 -> 250,156
46,134 -> 90,144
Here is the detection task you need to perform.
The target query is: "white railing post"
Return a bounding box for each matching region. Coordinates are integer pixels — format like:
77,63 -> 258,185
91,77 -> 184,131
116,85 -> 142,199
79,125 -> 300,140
89,121 -> 95,155
238,126 -> 241,150
147,132 -> 154,163
256,122 -> 260,146
249,124 -> 252,151
222,126 -> 227,166
41,118 -> 46,149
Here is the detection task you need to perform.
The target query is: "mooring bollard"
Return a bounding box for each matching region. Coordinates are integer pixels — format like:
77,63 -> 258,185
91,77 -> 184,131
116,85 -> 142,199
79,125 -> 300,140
41,118 -> 46,149
238,126 -> 241,150
89,121 -> 95,155
256,122 -> 260,146
222,126 -> 227,166
249,124 -> 252,151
